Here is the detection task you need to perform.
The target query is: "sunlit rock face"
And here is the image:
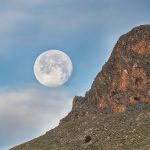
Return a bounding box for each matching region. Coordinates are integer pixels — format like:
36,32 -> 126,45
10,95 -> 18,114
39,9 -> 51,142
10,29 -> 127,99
91,25 -> 150,112
62,25 -> 150,123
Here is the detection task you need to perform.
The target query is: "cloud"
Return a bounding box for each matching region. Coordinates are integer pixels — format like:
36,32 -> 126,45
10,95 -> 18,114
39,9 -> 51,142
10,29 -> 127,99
0,87 -> 73,150
0,0 -> 99,55
0,0 -> 149,55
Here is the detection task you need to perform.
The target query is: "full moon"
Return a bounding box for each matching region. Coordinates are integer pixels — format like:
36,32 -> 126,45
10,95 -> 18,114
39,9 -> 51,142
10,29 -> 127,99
34,50 -> 73,87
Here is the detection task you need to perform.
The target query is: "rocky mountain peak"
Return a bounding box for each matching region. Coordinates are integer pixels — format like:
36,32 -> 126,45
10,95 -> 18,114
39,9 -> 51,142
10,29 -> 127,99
61,25 -> 150,123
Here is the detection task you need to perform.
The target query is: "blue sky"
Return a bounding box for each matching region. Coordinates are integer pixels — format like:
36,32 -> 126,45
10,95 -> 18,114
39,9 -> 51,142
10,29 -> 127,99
0,0 -> 150,149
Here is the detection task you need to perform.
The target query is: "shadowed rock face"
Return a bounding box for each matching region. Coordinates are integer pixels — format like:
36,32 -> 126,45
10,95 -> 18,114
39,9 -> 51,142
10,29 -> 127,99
61,25 -> 150,123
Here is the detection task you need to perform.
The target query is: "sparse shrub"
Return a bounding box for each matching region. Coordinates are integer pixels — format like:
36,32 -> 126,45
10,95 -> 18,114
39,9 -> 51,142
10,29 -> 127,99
85,135 -> 92,143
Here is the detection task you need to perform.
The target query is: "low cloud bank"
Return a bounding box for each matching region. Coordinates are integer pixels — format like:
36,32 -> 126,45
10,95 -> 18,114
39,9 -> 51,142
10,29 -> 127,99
0,87 -> 72,150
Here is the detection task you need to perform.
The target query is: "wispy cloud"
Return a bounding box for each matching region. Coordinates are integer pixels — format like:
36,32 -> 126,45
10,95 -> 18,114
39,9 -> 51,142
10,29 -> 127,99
0,0 -> 149,55
0,87 -> 72,150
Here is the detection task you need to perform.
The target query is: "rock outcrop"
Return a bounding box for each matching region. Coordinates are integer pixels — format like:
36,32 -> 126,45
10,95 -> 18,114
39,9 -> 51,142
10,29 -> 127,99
61,25 -> 150,123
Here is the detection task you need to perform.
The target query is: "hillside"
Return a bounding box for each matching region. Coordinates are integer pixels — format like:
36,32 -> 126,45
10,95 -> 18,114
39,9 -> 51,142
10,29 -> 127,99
11,25 -> 150,150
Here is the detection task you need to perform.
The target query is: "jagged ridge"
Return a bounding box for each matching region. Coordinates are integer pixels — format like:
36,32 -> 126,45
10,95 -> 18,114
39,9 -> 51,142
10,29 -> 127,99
61,25 -> 150,123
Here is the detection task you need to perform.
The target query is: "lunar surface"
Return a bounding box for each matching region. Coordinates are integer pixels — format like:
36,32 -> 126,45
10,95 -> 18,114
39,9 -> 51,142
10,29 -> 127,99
34,50 -> 73,87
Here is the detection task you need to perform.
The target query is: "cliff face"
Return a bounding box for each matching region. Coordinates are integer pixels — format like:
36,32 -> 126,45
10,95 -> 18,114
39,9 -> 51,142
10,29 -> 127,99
61,25 -> 150,123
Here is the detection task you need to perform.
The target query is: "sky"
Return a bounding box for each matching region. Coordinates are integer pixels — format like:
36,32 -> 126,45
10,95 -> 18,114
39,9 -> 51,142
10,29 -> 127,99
0,0 -> 150,149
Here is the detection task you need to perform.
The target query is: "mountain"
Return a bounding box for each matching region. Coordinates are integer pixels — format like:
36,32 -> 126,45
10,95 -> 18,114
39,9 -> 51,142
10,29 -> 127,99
11,25 -> 150,150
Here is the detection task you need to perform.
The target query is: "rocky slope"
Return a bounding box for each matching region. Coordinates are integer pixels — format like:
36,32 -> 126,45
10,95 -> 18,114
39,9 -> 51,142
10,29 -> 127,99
11,25 -> 150,150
